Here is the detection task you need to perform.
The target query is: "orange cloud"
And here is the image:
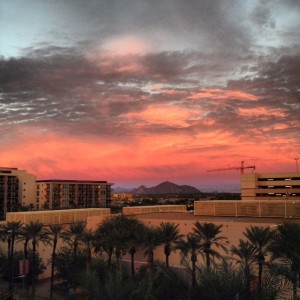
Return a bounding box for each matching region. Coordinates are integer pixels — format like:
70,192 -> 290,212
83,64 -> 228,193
238,107 -> 287,117
1,124 -> 298,189
189,88 -> 259,101
126,103 -> 200,127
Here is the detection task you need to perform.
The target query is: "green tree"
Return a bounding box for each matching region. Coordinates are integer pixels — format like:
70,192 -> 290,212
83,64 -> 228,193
125,217 -> 145,277
150,263 -> 190,300
196,261 -> 242,300
156,222 -> 183,268
1,221 -> 23,297
270,222 -> 300,300
176,233 -> 201,289
94,215 -> 141,270
244,225 -> 274,298
81,228 -> 95,272
193,222 -> 228,270
231,239 -> 256,299
64,222 -> 86,261
23,221 -> 49,296
94,220 -> 114,268
55,247 -> 86,288
45,224 -> 66,299
18,224 -> 32,296
142,226 -> 161,271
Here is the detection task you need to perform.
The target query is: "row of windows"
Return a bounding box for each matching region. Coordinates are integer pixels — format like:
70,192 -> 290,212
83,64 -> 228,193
258,177 -> 300,181
258,185 -> 300,189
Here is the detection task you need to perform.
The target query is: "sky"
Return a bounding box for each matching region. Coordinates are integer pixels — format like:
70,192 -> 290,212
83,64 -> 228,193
0,0 -> 300,192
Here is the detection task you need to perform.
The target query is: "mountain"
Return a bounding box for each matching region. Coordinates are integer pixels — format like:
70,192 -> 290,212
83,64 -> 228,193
131,181 -> 201,195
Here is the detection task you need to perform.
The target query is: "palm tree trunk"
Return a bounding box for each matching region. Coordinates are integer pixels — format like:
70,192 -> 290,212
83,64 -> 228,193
74,240 -> 78,261
258,262 -> 263,298
165,245 -> 170,268
107,247 -> 113,268
24,238 -> 29,296
8,237 -> 13,299
50,238 -> 57,299
116,249 -> 121,270
32,239 -> 37,297
165,253 -> 170,268
130,248 -> 135,277
191,253 -> 196,289
50,252 -> 56,299
87,247 -> 91,272
205,251 -> 210,270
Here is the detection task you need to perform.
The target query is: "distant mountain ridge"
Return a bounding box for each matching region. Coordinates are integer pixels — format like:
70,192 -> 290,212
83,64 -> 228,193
130,181 -> 201,195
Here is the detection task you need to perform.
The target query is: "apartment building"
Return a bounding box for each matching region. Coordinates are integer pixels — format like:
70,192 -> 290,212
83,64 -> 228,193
241,172 -> 300,200
0,167 -> 36,220
36,180 -> 112,209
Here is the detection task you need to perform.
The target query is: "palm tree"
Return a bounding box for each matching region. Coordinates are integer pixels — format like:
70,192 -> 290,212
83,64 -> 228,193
2,221 -> 23,297
94,220 -> 114,268
81,228 -> 95,272
125,217 -> 145,277
141,226 -> 161,297
156,222 -> 183,268
23,221 -> 49,296
94,215 -> 140,270
196,260 -> 242,300
176,233 -> 201,289
244,225 -> 274,298
231,239 -> 256,299
64,222 -> 86,261
270,222 -> 300,300
193,222 -> 228,270
45,224 -> 66,299
142,226 -> 161,270
18,224 -> 31,296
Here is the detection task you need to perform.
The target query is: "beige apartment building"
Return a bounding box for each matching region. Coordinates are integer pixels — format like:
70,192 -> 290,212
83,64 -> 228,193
0,167 -> 36,220
241,172 -> 300,201
36,180 -> 112,209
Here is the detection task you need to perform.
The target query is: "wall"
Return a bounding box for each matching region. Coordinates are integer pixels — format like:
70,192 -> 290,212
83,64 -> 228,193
194,200 -> 300,218
6,208 -> 110,224
122,205 -> 187,215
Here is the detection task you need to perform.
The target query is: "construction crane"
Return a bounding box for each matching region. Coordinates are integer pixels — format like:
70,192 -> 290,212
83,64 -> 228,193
206,161 -> 255,174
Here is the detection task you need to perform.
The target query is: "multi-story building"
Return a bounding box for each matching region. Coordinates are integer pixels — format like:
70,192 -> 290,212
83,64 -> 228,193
0,167 -> 36,219
36,180 -> 112,209
241,172 -> 300,201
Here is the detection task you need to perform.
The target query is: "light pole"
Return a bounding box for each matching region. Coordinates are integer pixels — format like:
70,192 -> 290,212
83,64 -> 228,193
295,158 -> 299,172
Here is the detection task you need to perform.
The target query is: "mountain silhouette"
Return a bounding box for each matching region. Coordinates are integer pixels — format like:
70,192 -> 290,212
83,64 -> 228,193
131,181 -> 201,195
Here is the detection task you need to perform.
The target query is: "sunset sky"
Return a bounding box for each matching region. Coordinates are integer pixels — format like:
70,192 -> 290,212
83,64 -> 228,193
1,0 -> 300,192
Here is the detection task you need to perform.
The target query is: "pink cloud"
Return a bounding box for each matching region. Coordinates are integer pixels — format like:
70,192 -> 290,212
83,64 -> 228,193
238,107 -> 287,117
189,88 -> 259,101
126,103 -> 200,127
101,35 -> 155,55
1,127 -> 297,189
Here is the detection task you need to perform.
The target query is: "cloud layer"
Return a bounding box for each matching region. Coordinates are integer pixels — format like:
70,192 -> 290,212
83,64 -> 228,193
1,0 -> 299,190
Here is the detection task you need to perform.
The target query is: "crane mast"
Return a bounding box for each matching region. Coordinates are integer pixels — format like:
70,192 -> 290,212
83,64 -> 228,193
206,161 -> 255,174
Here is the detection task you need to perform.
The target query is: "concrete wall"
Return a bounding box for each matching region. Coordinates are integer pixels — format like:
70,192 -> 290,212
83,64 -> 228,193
194,200 -> 300,218
6,208 -> 110,224
122,205 -> 187,215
